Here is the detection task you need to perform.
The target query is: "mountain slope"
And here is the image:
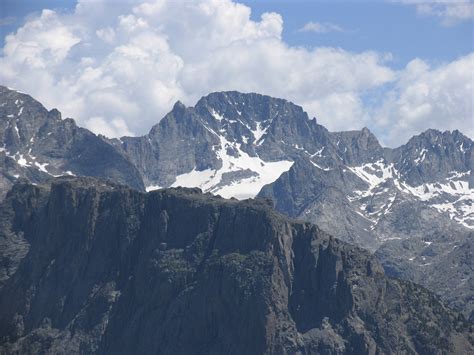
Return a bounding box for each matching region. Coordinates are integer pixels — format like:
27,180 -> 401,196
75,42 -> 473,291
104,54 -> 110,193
0,86 -> 144,197
0,177 -> 472,354
376,230 -> 474,322
260,128 -> 473,319
260,128 -> 473,245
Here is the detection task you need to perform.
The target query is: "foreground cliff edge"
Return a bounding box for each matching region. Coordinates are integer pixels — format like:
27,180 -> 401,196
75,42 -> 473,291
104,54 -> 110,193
0,177 -> 472,354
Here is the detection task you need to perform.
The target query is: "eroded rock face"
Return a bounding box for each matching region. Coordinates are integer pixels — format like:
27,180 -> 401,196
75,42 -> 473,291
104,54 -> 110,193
0,177 -> 472,354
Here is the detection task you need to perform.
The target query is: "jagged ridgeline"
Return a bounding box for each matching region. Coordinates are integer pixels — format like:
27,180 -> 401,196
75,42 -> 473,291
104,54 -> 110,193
0,177 -> 472,354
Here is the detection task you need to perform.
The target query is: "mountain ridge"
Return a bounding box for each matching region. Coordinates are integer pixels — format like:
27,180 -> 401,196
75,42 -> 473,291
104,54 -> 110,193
0,85 -> 472,320
0,86 -> 144,196
0,176 -> 472,354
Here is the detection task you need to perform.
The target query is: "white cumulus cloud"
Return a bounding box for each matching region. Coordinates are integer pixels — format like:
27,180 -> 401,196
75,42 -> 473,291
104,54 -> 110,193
375,53 -> 474,145
0,0 -> 472,147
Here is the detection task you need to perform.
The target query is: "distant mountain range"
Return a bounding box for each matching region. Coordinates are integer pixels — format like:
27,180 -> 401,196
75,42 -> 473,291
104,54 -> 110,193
0,177 -> 472,353
0,85 -> 472,320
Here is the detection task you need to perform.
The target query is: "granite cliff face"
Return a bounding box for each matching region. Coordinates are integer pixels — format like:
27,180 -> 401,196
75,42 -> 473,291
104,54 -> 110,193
0,177 -> 472,354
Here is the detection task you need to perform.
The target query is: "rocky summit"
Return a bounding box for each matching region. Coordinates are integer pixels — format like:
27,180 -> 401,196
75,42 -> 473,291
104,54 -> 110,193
0,86 -> 144,198
0,86 -> 473,321
0,177 -> 472,354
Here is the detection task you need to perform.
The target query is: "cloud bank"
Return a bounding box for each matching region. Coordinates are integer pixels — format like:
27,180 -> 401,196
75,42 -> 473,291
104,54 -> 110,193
0,0 -> 472,146
398,0 -> 474,25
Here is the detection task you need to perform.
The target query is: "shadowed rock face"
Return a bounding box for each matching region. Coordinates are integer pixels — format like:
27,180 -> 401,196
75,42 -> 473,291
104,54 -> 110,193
0,177 -> 472,354
0,86 -> 144,196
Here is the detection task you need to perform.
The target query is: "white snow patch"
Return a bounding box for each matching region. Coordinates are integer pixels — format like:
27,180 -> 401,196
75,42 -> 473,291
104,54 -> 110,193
414,148 -> 428,165
310,160 -> 332,171
347,159 -> 473,229
17,154 -> 30,167
384,194 -> 396,214
391,169 -> 472,228
355,210 -> 375,222
51,170 -> 76,178
34,161 -> 49,173
210,109 -> 224,121
171,135 -> 293,199
7,87 -> 25,94
146,184 -> 163,192
252,122 -> 268,144
13,123 -> 20,137
347,160 -> 396,194
171,168 -> 215,190
310,147 -> 325,158
396,178 -> 472,202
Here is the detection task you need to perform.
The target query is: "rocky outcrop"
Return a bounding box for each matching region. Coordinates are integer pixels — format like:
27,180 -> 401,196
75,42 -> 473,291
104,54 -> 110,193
390,129 -> 472,186
0,177 -> 472,354
376,231 -> 474,322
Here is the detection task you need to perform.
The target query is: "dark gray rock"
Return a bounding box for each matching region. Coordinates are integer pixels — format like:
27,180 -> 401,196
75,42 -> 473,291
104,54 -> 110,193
331,127 -> 385,165
0,86 -> 144,196
0,177 -> 472,354
390,129 -> 472,186
376,231 -> 474,322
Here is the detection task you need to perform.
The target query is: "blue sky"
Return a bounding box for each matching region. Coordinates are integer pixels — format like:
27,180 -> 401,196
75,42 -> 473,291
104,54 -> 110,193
0,0 -> 473,146
243,1 -> 473,68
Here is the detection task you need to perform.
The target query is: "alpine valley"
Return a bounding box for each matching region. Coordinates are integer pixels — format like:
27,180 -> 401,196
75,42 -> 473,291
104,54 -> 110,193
0,86 -> 473,351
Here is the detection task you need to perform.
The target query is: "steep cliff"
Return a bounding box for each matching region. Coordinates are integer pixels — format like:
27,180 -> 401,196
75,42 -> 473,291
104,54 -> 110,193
0,177 -> 472,354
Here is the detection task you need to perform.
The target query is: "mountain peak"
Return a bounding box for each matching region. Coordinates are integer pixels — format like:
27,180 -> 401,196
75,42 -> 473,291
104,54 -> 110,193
331,127 -> 384,164
361,126 -> 371,134
405,128 -> 472,149
391,127 -> 472,186
171,100 -> 187,116
195,90 -> 294,115
172,100 -> 186,110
